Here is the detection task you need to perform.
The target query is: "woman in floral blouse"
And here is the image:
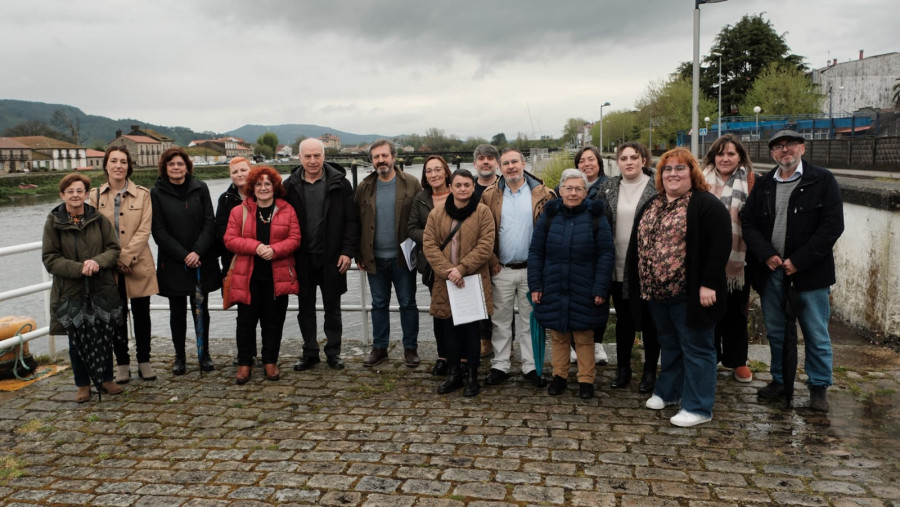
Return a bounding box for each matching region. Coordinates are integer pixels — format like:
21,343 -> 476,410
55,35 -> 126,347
627,147 -> 731,427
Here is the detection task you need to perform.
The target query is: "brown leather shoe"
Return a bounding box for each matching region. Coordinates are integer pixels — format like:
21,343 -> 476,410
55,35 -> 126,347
74,386 -> 91,403
480,339 -> 493,358
100,381 -> 123,395
235,365 -> 251,384
404,348 -> 420,368
363,348 -> 388,367
263,363 -> 280,381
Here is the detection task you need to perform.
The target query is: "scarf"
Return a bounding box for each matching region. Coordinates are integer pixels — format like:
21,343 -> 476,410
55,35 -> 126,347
703,164 -> 750,290
445,196 -> 479,222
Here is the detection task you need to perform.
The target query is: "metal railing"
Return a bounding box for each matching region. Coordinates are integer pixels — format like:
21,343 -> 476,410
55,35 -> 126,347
0,242 -> 55,357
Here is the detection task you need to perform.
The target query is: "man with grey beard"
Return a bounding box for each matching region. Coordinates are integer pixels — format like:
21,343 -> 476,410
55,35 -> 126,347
472,143 -> 500,358
355,139 -> 423,368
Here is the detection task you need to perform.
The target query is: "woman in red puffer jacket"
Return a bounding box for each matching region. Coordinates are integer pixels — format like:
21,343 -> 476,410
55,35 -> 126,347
225,165 -> 300,384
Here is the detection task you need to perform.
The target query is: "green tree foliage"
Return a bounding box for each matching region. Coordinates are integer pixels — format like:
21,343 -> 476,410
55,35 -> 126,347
636,77 -> 715,149
423,127 -> 456,151
590,110 -> 640,152
678,14 -> 806,115
739,63 -> 824,115
561,117 -> 588,147
491,133 -> 508,148
2,119 -> 69,141
255,132 -> 279,158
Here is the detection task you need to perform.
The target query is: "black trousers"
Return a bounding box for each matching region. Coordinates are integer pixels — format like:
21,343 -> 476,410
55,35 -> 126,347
115,273 -> 152,364
610,281 -> 660,372
237,279 -> 288,366
168,294 -> 210,360
435,318 -> 480,368
297,266 -> 342,358
714,284 -> 750,368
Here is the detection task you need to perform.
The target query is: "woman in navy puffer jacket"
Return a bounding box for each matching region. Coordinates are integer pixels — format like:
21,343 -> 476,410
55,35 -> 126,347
528,169 -> 615,399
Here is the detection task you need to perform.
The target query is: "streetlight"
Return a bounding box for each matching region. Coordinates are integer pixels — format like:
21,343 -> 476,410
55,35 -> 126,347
599,101 -> 611,152
692,0 -> 728,157
753,106 -> 761,139
828,84 -> 833,139
703,116 -> 710,155
712,51 -> 722,137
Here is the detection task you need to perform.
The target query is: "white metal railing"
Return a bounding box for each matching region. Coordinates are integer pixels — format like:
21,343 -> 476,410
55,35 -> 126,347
0,241 -> 55,357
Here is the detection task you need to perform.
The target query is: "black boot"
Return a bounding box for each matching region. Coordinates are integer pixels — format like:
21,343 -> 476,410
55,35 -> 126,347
610,366 -> 631,389
638,368 -> 656,394
198,337 -> 214,371
438,367 -> 464,394
464,367 -> 480,397
172,355 -> 187,376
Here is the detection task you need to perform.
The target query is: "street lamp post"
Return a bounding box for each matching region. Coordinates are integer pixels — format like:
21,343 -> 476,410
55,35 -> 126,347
692,0 -> 728,157
753,106 -> 761,140
828,84 -> 834,139
600,101 -> 610,152
703,116 -> 710,155
712,51 -> 722,137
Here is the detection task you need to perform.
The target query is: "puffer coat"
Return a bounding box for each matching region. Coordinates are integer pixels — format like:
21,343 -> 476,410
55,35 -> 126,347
224,198 -> 301,305
527,198 -> 614,332
422,202 -> 495,320
150,175 -> 221,296
90,181 -> 159,298
42,203 -> 121,334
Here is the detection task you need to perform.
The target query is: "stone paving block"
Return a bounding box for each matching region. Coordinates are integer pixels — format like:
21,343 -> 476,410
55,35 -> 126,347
411,498 -> 465,507
570,489 -> 617,506
400,479 -> 450,496
133,495 -> 188,507
770,491 -> 829,505
355,475 -> 401,493
523,461 -> 578,475
92,493 -> 140,506
319,491 -> 362,505
50,479 -> 98,491
830,497 -> 886,507
809,480 -> 869,495
713,486 -> 772,504
636,467 -> 690,481
272,487 -> 321,503
512,484 -> 565,504
306,473 -> 357,490
296,461 -> 346,474
545,474 -> 594,490
216,470 -> 261,485
451,482 -> 508,500
362,492 -> 417,506
96,481 -> 145,494
620,494 -> 681,506
596,451 -> 649,466
493,470 -> 542,485
551,449 -> 597,463
135,484 -> 185,496
751,475 -> 806,491
594,478 -> 650,496
9,489 -> 53,501
177,485 -> 232,498
45,492 -> 96,505
440,467 -> 493,482
347,463 -> 396,476
396,466 -> 441,480
226,486 -> 275,500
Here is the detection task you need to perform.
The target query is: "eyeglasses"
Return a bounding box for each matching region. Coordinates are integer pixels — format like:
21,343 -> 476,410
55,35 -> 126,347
561,185 -> 586,193
424,168 -> 444,174
63,188 -> 86,195
661,165 -> 688,174
771,141 -> 800,152
254,182 -> 273,188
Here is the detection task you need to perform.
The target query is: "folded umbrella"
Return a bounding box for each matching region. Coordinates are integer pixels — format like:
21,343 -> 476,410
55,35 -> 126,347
529,299 -> 546,378
194,267 -> 206,366
54,277 -> 121,400
781,274 -> 803,408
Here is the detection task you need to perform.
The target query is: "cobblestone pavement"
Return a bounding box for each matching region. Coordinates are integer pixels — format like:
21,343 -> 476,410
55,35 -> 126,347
2,337 -> 900,506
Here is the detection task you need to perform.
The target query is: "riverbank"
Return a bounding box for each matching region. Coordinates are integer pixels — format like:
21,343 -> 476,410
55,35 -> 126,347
0,163 -> 298,204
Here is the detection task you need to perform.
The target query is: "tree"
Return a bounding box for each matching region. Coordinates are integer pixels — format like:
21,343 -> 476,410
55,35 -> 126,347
678,14 -> 806,115
490,133 -> 508,148
423,127 -> 454,151
255,132 -> 279,158
512,132 -> 531,152
561,117 -> 588,148
739,63 -> 824,115
2,119 -> 69,141
51,109 -> 81,144
636,77 -> 715,149
590,110 -> 640,152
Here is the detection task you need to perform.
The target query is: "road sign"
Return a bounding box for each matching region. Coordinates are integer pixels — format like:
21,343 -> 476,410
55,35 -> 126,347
699,128 -> 708,136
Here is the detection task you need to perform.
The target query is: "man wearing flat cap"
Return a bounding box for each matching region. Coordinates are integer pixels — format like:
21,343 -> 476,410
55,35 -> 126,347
741,130 -> 844,412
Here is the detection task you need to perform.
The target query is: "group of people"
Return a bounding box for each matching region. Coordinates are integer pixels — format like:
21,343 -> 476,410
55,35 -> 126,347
42,131 -> 843,423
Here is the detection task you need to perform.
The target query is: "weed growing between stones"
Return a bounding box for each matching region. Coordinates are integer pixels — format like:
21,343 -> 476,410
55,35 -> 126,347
0,455 -> 24,483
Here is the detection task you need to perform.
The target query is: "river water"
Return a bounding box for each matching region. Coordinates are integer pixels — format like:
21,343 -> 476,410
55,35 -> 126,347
0,163 -> 480,357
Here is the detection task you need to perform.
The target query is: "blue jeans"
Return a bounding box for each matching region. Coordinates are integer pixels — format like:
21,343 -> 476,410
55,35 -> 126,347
760,269 -> 833,387
367,257 -> 418,350
647,295 -> 717,418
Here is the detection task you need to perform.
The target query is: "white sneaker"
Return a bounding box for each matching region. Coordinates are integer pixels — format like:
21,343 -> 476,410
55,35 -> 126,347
570,347 -> 577,363
594,343 -> 608,365
670,410 -> 712,427
645,394 -> 666,410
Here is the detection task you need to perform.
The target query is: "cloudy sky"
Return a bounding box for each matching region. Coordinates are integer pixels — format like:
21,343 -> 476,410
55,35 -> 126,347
3,0 -> 895,141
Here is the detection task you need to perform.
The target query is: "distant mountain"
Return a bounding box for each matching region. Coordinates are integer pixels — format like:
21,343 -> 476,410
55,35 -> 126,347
0,99 -> 393,149
225,124 -> 391,147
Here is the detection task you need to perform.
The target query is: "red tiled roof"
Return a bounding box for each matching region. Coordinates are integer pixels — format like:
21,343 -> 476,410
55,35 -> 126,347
7,136 -> 83,149
86,149 -> 105,158
0,138 -> 30,149
120,135 -> 160,144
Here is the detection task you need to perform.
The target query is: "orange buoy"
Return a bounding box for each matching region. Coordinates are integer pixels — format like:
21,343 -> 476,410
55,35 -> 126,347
0,316 -> 39,380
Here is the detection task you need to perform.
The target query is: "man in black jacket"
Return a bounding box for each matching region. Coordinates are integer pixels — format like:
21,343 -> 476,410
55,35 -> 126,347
285,139 -> 359,371
741,130 -> 844,412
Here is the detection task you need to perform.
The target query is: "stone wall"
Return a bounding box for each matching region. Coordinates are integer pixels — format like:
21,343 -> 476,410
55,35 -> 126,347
747,136 -> 900,170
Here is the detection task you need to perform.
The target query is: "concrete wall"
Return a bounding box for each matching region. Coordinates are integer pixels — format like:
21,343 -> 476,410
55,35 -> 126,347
813,53 -> 900,113
830,177 -> 900,342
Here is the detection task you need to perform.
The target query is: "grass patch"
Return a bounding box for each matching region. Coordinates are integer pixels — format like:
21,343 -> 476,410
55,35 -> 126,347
748,360 -> 768,373
0,455 -> 24,483
14,419 -> 43,434
533,152 -> 574,190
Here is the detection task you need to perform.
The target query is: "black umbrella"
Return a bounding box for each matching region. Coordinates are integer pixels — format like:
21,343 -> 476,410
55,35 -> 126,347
54,277 -> 122,400
193,268 -> 206,365
781,275 -> 803,408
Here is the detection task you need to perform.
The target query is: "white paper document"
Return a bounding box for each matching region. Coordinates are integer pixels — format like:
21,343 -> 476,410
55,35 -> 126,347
400,238 -> 417,271
446,275 -> 488,326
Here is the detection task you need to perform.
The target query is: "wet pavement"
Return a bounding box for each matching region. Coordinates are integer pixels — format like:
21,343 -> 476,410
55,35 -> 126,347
1,334 -> 900,506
